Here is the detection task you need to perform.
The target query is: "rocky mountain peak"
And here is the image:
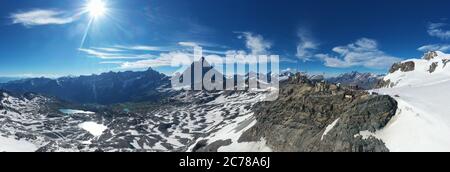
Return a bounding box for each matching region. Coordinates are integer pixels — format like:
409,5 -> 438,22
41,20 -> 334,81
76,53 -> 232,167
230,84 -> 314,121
422,51 -> 448,60
423,51 -> 439,60
389,61 -> 415,73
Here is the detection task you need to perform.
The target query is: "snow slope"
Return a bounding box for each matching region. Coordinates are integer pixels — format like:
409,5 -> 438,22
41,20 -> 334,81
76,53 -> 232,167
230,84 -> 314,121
366,51 -> 450,151
0,136 -> 38,152
187,92 -> 273,152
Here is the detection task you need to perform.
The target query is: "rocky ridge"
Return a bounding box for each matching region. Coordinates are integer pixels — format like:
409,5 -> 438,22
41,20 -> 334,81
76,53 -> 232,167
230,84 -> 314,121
238,74 -> 397,152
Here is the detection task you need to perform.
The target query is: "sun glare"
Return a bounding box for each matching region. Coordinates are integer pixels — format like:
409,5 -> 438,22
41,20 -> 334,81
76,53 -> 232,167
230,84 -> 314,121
86,0 -> 106,18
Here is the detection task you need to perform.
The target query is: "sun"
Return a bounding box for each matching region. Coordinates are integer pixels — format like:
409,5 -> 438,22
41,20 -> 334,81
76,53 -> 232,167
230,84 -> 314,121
85,0 -> 107,18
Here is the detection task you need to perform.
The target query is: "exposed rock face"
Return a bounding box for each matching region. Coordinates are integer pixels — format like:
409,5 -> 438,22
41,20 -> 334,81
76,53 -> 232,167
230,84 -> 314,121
443,59 -> 450,68
192,139 -> 232,152
239,76 -> 397,152
376,79 -> 394,88
428,62 -> 438,73
389,61 -> 415,73
424,51 -> 438,60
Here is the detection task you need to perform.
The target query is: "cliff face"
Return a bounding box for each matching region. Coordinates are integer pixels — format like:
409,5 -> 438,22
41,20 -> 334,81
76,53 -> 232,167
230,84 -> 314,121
239,74 -> 398,152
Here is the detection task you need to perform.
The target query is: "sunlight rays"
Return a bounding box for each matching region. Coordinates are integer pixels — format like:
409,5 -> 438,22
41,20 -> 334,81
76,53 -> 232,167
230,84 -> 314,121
86,0 -> 106,18
79,0 -> 109,49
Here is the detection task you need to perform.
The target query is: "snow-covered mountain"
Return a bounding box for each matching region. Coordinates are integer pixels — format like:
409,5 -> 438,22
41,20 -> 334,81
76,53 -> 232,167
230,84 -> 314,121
367,51 -> 450,151
0,68 -> 170,104
381,51 -> 450,88
3,53 -> 449,152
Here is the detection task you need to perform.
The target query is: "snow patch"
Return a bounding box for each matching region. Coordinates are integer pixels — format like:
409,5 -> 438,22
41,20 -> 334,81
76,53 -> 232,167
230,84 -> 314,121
321,118 -> 340,141
59,109 -> 95,115
79,122 -> 107,137
0,136 -> 38,152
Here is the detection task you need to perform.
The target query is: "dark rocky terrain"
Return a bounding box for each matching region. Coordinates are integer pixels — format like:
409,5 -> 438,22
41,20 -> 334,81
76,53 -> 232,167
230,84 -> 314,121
239,74 -> 397,152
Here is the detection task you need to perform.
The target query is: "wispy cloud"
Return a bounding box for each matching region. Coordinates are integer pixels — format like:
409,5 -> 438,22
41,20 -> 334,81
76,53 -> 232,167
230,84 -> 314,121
177,42 -> 229,55
101,33 -> 274,70
296,29 -> 319,62
315,38 -> 401,69
236,32 -> 272,55
0,73 -> 62,79
418,44 -> 450,52
114,45 -> 167,51
92,47 -> 124,52
79,48 -> 155,59
99,61 -> 126,64
427,22 -> 450,40
178,42 -> 200,47
119,51 -> 193,69
10,9 -> 77,27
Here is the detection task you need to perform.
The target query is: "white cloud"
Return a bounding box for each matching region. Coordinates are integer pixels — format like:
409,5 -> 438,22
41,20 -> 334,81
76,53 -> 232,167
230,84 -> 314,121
296,29 -> 319,61
99,61 -> 125,64
10,9 -> 77,26
427,22 -> 450,39
418,44 -> 450,52
237,32 -> 272,55
79,48 -> 155,59
0,73 -> 62,79
119,51 -> 193,69
178,42 -> 200,47
316,38 -> 401,69
177,42 -> 229,55
92,47 -> 124,52
101,33 -> 274,70
114,45 -> 166,51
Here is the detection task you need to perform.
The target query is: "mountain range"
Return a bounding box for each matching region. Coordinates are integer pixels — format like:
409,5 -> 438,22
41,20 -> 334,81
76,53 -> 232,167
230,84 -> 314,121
326,71 -> 384,89
1,51 -> 449,152
0,68 -> 170,104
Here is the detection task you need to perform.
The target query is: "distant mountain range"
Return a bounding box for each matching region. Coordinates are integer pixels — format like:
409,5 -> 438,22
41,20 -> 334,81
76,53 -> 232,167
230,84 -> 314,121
0,62 -> 384,105
0,68 -> 170,104
0,77 -> 23,83
326,71 -> 384,90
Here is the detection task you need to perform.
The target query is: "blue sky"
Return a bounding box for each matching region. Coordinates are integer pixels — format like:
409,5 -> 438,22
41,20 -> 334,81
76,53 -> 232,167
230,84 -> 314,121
2,0 -> 450,77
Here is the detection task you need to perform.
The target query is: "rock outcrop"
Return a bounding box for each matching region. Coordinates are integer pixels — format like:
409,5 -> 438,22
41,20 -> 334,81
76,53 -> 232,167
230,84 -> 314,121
443,59 -> 450,68
423,51 -> 438,60
239,74 -> 397,152
428,62 -> 438,73
389,61 -> 415,73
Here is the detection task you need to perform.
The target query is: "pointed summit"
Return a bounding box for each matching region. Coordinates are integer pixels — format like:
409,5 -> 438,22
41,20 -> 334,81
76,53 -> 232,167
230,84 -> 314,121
423,51 -> 438,60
